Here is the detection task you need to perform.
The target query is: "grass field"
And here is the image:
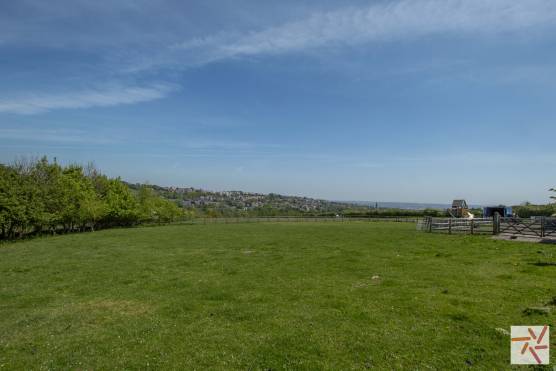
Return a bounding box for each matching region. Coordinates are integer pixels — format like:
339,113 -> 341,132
1,222 -> 555,369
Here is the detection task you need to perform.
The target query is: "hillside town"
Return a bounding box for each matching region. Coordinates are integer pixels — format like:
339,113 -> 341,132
127,183 -> 357,213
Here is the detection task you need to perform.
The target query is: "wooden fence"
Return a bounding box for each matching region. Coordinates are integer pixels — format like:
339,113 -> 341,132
421,216 -> 556,238
420,217 -> 494,235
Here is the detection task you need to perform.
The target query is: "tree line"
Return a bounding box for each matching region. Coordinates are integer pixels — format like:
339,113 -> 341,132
513,203 -> 555,218
0,157 -> 183,240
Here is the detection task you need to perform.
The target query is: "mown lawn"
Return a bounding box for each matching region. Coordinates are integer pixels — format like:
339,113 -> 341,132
0,222 -> 555,370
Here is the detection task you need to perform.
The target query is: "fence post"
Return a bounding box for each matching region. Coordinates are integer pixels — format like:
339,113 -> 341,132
448,219 -> 452,234
428,217 -> 433,232
541,216 -> 546,238
493,214 -> 500,235
470,219 -> 474,235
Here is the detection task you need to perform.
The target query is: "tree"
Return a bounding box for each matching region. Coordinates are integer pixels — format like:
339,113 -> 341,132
102,178 -> 140,227
0,165 -> 25,238
1,156 -> 184,240
79,193 -> 106,231
137,185 -> 182,224
153,198 -> 182,223
137,185 -> 157,222
30,157 -> 65,233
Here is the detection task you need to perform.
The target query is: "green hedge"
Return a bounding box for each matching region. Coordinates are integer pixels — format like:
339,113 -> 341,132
0,157 -> 183,240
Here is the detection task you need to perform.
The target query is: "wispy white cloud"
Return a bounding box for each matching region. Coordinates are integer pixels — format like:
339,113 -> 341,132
0,128 -> 119,144
0,83 -> 177,114
3,0 -> 556,113
167,0 -> 556,67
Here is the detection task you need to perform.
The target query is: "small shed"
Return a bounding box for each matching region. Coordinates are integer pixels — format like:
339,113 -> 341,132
483,206 -> 512,218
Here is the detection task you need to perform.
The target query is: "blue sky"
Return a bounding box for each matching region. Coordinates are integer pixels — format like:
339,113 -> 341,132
1,0 -> 556,204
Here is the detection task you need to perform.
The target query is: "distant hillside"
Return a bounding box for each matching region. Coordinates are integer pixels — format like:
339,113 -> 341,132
347,201 -> 484,210
125,183 -> 473,217
126,183 -> 361,215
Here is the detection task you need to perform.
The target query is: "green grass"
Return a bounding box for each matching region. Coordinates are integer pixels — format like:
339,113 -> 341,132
1,222 -> 555,369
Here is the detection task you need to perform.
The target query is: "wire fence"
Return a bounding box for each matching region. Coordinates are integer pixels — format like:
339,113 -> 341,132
177,216 -> 422,225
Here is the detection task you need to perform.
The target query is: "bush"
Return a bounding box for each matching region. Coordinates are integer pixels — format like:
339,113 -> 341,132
0,157 -> 183,240
513,204 -> 555,218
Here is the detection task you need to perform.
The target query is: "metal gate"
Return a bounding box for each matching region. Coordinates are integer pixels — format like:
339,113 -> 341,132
544,218 -> 556,237
499,217 -> 556,238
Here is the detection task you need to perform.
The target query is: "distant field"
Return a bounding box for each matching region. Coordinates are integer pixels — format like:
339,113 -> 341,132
1,222 -> 555,369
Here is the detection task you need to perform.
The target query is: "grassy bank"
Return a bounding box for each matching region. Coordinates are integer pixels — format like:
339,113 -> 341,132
1,222 -> 555,369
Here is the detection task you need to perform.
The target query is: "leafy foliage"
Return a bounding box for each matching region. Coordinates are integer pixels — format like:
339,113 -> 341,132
0,157 -> 183,239
513,204 -> 555,218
